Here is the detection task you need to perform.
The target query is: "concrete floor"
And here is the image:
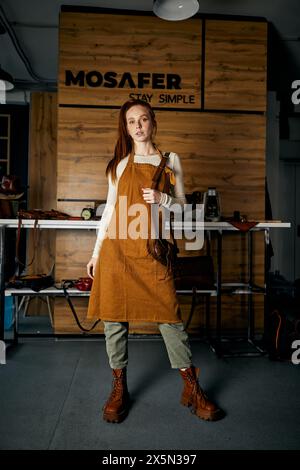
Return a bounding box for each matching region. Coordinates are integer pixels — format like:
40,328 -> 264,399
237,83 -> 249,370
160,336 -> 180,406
0,335 -> 300,450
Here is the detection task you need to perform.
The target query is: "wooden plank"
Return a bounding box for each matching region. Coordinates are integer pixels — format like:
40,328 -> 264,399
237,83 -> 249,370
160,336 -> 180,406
27,92 -> 57,315
29,92 -> 57,211
156,111 -> 266,219
205,20 -> 267,111
59,12 -> 202,109
55,230 -> 95,280
57,109 -> 265,216
57,107 -> 116,201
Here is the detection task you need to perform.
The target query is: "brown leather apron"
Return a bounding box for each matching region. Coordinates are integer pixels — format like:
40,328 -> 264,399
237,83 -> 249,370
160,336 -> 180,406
87,152 -> 182,323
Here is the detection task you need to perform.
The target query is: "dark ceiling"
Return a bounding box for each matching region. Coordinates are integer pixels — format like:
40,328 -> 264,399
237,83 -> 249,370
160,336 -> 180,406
0,0 -> 299,97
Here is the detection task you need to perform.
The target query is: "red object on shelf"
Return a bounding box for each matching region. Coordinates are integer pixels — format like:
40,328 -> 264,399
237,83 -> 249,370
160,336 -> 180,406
74,277 -> 93,291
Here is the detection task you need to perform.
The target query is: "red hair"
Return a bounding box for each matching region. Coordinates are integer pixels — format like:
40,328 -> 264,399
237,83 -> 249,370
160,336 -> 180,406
106,99 -> 158,183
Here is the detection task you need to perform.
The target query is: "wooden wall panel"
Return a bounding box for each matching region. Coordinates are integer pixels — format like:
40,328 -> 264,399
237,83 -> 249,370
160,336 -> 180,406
29,92 -> 57,211
156,111 -> 266,219
27,92 -> 57,315
59,13 -> 202,109
57,108 -> 265,216
205,20 -> 267,111
57,107 -> 117,202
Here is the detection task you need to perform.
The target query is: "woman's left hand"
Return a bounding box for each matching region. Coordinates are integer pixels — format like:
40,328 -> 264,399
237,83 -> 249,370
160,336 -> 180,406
141,188 -> 162,204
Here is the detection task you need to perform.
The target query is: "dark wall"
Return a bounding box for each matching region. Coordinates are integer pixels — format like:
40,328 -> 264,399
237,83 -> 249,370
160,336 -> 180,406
0,104 -> 29,190
0,103 -> 29,279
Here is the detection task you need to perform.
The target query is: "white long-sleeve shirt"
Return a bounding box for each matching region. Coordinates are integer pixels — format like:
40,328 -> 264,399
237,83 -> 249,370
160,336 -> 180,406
91,152 -> 186,259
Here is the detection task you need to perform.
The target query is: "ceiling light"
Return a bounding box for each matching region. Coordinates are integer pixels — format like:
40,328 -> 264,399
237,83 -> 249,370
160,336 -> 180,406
0,66 -> 14,90
153,0 -> 199,21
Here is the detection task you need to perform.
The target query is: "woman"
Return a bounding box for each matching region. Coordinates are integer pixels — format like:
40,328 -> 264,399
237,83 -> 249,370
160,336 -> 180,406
86,99 -> 223,423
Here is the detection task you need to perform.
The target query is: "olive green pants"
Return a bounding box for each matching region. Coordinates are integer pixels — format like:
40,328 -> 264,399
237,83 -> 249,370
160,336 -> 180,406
103,321 -> 193,369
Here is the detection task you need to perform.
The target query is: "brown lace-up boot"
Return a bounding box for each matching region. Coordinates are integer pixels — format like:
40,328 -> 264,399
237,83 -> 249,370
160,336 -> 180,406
179,366 -> 223,421
102,368 -> 130,423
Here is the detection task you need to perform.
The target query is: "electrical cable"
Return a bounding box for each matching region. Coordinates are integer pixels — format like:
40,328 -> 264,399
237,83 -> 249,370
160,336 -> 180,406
0,4 -> 56,85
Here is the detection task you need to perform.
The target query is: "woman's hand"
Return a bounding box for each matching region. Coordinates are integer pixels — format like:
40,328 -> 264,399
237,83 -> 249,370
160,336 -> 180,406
142,188 -> 162,204
87,256 -> 97,279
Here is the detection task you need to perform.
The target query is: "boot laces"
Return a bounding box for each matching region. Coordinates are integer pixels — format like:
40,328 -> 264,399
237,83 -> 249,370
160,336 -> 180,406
186,372 -> 208,402
110,377 -> 124,400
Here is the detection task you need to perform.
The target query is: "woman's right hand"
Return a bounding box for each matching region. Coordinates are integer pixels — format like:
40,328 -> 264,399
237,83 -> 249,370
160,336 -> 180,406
87,256 -> 97,279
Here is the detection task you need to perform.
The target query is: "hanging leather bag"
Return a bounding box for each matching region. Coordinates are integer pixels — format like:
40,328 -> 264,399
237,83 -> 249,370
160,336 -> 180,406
146,152 -> 179,273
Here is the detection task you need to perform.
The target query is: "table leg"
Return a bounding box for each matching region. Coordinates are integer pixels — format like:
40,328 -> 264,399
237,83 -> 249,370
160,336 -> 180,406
216,230 -> 222,345
246,229 -> 265,355
208,230 -> 222,356
11,296 -> 18,345
263,228 -> 270,348
205,294 -> 211,339
248,230 -> 254,341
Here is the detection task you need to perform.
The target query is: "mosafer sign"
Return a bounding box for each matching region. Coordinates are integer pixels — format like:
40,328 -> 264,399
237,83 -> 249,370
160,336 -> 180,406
65,70 -> 196,106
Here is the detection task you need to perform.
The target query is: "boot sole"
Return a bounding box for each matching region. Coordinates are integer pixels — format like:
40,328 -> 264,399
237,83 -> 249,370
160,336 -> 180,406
181,398 -> 224,421
103,408 -> 129,423
192,406 -> 223,421
102,401 -> 130,423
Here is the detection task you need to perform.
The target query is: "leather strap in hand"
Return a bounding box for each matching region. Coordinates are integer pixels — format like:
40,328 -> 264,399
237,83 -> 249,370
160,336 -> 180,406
150,152 -> 170,190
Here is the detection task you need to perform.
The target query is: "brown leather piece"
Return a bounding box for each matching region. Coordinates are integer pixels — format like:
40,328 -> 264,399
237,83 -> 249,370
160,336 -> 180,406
17,209 -> 72,220
179,366 -> 224,421
102,368 -> 130,423
227,220 -> 258,232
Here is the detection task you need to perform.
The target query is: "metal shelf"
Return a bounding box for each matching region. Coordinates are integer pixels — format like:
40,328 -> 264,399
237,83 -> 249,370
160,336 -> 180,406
220,282 -> 265,295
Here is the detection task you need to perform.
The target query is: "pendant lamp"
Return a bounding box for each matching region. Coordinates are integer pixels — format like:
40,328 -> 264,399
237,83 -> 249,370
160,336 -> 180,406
153,0 -> 199,21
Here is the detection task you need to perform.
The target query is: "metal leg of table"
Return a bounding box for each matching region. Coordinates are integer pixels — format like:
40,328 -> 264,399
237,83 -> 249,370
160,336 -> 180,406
248,230 -> 254,341
245,230 -> 265,355
13,296 -> 19,344
207,229 -> 222,356
205,294 -> 211,340
208,229 -> 266,358
263,228 -> 270,347
1,225 -> 18,347
221,230 -> 265,357
216,230 -> 222,344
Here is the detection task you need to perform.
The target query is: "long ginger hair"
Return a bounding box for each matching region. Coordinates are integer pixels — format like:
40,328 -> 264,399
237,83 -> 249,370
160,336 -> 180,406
106,99 -> 158,184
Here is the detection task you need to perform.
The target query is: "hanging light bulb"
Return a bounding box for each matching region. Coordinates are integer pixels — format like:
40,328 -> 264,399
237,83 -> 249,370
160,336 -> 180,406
153,0 -> 199,21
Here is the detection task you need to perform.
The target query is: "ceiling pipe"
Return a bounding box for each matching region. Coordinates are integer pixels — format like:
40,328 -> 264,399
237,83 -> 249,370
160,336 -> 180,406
0,4 -> 56,85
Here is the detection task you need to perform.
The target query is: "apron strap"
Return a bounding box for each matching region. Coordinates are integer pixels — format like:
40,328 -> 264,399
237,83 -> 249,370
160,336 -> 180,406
150,152 -> 170,190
